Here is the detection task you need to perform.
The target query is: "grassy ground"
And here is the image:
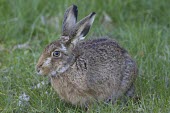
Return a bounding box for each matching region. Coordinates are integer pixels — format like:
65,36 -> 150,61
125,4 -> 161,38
0,0 -> 170,112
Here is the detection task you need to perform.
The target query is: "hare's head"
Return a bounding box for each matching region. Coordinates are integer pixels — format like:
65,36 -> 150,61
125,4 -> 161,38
36,5 -> 96,77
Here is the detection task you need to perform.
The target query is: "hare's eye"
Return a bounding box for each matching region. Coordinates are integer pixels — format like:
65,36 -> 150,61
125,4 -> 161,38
52,51 -> 61,57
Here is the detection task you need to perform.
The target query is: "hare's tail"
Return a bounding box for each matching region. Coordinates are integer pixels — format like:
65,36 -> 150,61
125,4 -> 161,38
120,57 -> 137,94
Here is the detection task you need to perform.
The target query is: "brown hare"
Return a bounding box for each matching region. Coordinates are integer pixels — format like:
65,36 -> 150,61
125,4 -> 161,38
36,5 -> 137,107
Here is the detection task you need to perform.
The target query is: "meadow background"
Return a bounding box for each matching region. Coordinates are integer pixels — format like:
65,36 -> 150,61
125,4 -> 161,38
0,0 -> 170,112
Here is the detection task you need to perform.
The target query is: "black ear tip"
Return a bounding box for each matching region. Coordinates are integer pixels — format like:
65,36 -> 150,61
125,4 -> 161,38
90,12 -> 96,18
72,4 -> 77,9
72,4 -> 78,19
92,12 -> 96,15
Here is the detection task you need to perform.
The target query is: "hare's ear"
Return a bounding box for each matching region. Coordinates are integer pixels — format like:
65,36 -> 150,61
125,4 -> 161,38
70,12 -> 96,46
62,5 -> 78,36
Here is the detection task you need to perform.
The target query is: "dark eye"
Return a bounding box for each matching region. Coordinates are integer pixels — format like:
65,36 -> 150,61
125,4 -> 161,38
52,51 -> 61,57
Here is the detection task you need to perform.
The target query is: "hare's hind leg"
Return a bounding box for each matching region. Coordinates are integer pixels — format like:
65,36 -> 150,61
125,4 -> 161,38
104,84 -> 135,105
125,84 -> 135,98
125,84 -> 140,103
123,83 -> 141,105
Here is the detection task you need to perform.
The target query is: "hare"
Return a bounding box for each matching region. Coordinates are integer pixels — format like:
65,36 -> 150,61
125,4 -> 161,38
36,5 -> 137,107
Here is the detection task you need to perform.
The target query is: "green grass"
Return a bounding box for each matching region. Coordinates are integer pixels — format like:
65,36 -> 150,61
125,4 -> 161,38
0,0 -> 170,112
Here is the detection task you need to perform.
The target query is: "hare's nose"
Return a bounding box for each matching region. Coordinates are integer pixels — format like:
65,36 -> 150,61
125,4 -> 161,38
36,64 -> 43,73
36,67 -> 40,73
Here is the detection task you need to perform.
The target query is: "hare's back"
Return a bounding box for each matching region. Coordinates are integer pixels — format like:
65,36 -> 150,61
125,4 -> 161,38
78,38 -> 127,62
75,38 -> 128,84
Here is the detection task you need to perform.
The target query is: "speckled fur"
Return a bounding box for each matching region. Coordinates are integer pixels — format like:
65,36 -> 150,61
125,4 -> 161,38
36,5 -> 137,107
48,38 -> 137,106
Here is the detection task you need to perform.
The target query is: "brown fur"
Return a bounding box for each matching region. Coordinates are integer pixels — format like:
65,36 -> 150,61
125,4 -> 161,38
36,5 -> 137,107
